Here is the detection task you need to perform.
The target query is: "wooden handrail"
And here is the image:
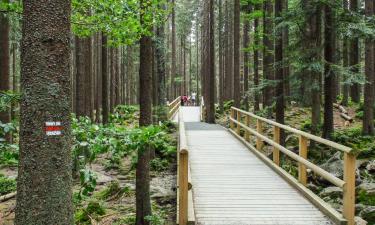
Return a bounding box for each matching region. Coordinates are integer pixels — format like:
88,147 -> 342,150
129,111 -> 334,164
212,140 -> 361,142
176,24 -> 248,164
177,111 -> 194,225
229,107 -> 356,225
232,107 -> 353,153
168,96 -> 181,120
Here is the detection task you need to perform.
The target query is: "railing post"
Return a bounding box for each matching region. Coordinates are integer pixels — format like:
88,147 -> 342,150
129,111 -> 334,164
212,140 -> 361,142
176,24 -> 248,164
256,119 -> 263,150
343,152 -> 356,225
230,109 -> 235,130
179,150 -> 189,225
298,135 -> 308,186
273,126 -> 280,166
236,111 -> 241,135
245,115 -> 250,142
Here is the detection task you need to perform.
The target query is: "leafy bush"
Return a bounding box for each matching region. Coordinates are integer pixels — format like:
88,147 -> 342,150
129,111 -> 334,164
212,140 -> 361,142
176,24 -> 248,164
110,105 -> 139,125
75,200 -> 106,224
0,175 -> 16,195
333,127 -> 375,158
150,158 -> 169,172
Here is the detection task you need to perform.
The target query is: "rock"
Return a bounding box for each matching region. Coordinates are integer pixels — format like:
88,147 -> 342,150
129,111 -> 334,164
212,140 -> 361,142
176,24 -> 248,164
358,183 -> 375,195
355,217 -> 368,225
360,206 -> 375,223
356,204 -> 367,214
320,186 -> 343,199
307,183 -> 319,193
366,160 -> 375,173
320,152 -> 343,179
150,175 -> 176,199
94,172 -> 113,185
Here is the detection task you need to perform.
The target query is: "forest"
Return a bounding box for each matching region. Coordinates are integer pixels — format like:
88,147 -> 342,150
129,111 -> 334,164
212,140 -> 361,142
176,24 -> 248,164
0,0 -> 374,224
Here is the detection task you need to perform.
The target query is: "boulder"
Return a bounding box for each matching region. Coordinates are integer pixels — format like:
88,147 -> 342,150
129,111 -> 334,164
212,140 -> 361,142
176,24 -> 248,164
320,152 -> 343,179
355,217 -> 368,225
358,183 -> 375,195
366,160 -> 375,173
320,186 -> 343,199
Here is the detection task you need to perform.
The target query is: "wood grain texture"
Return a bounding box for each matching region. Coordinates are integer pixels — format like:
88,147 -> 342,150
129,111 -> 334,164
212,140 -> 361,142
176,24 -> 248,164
184,122 -> 333,225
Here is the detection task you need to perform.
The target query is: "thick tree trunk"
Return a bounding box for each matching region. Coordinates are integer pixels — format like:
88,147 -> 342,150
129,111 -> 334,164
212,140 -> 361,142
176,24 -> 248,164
263,0 -> 274,109
323,2 -> 335,139
233,0 -> 241,108
342,1 -> 350,106
363,0 -> 374,135
253,3 -> 260,112
136,1 -> 153,224
102,35 -> 109,124
15,0 -> 73,224
275,0 -> 285,146
156,23 -> 167,106
206,0 -> 215,123
0,4 -> 10,124
349,0 -> 361,103
171,0 -> 177,98
243,3 -> 251,111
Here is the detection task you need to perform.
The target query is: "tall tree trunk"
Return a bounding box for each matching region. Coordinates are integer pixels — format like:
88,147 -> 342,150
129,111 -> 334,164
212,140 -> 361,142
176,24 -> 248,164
96,33 -> 102,123
15,0 -> 73,224
233,0 -> 241,108
323,1 -> 335,139
363,0 -> 374,135
75,37 -> 89,117
349,0 -> 361,103
275,0 -> 285,145
136,1 -> 153,224
218,0 -> 224,111
253,3 -> 260,112
243,3 -> 251,111
171,0 -> 177,98
206,0 -> 215,123
102,35 -> 109,124
0,4 -> 10,124
283,0 -> 290,99
342,0 -> 350,106
263,0 -> 274,109
156,22 -> 167,107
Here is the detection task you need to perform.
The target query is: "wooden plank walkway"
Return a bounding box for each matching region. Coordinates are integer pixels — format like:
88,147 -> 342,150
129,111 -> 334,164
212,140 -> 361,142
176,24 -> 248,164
184,120 -> 333,225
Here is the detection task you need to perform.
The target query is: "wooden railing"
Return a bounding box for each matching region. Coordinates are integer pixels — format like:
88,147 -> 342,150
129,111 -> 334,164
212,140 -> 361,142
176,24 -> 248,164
177,111 -> 194,225
229,107 -> 356,225
168,96 -> 181,120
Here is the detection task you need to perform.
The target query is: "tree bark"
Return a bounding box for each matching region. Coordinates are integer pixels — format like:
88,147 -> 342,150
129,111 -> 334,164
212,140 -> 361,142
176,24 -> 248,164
263,0 -> 274,109
253,3 -> 260,112
349,0 -> 361,103
136,1 -> 153,224
15,0 -> 73,224
323,2 -> 335,139
0,2 -> 10,124
243,3 -> 251,111
363,0 -> 374,135
101,35 -> 109,124
233,0 -> 241,108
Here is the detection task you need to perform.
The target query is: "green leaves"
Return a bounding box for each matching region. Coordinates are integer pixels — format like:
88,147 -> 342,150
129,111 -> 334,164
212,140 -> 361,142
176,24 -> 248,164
72,0 -> 170,45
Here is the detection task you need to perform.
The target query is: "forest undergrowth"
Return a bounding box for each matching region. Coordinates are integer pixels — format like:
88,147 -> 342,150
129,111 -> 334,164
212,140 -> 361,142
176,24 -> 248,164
0,95 -> 178,225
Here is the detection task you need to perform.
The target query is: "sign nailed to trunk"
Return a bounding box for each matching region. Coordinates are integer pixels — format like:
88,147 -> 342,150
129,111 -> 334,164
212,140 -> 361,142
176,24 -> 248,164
45,122 -> 62,136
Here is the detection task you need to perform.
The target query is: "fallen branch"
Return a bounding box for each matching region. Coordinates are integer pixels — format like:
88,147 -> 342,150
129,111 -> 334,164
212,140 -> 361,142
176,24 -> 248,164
334,103 -> 348,115
0,192 -> 16,203
340,113 -> 353,122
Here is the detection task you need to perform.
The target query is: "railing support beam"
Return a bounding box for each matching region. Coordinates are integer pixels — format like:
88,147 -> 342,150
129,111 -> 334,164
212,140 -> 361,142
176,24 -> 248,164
343,153 -> 356,225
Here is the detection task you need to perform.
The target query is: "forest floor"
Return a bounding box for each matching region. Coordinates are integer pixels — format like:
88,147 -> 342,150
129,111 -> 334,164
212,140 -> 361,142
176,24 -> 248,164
0,106 -> 178,225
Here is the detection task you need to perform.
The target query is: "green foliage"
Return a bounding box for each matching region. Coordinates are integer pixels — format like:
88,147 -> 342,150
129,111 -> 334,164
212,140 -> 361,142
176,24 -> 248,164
74,200 -> 106,224
223,100 -> 234,112
77,169 -> 97,201
72,0 -> 170,45
0,174 -> 16,195
333,127 -> 375,159
0,91 -> 20,113
110,105 -> 139,125
150,158 -> 169,172
357,189 -> 375,206
96,180 -> 131,200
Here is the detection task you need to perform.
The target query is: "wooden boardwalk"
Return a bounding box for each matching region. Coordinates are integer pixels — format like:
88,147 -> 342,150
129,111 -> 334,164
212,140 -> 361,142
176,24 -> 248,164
178,107 -> 333,225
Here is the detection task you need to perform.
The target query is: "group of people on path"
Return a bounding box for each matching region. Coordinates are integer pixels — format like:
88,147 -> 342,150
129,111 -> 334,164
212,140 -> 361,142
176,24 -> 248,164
181,92 -> 197,106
